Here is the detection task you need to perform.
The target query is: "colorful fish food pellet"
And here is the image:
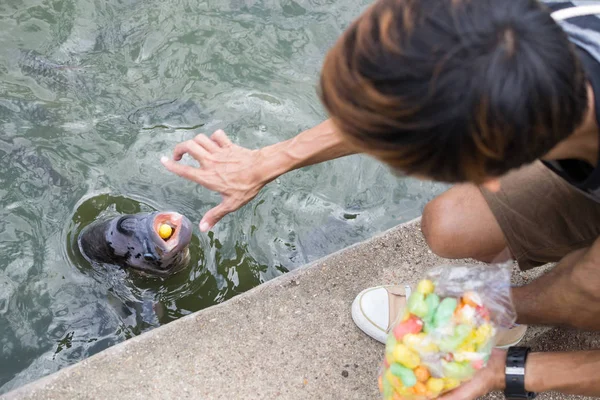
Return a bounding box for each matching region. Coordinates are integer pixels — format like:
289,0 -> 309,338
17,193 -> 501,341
380,279 -> 497,400
158,223 -> 174,240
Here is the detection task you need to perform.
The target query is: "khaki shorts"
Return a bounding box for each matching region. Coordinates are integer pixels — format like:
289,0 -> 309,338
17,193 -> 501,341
480,161 -> 600,270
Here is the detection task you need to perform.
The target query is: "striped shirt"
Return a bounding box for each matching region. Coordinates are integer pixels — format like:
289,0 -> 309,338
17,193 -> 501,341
542,1 -> 600,202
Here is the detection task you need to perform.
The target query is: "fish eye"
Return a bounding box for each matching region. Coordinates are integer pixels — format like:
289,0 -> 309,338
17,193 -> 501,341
143,253 -> 157,262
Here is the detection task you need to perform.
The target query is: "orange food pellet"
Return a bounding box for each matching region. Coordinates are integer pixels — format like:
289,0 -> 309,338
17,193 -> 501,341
412,382 -> 428,396
414,366 -> 431,382
453,301 -> 466,318
392,393 -> 405,400
378,376 -> 383,392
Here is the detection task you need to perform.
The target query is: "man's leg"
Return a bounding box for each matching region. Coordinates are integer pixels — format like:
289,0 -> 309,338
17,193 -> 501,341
421,163 -> 600,330
351,183 -> 519,344
421,183 -> 511,263
423,161 -> 600,270
353,161 -> 600,343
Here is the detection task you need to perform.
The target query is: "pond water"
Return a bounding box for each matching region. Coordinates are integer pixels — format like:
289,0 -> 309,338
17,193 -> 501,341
0,0 -> 445,393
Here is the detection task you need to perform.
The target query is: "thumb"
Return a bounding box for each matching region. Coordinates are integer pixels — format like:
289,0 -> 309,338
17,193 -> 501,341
199,202 -> 232,232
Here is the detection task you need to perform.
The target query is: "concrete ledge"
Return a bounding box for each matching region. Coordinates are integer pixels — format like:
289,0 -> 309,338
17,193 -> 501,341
2,218 -> 599,400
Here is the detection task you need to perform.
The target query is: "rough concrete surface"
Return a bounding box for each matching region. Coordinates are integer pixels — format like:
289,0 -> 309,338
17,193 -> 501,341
2,218 -> 599,400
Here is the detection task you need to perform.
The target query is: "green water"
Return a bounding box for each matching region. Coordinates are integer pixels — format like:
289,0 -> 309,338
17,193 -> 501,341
0,0 -> 445,393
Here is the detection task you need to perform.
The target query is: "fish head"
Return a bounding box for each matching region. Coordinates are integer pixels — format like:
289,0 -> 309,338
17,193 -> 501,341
108,211 -> 193,276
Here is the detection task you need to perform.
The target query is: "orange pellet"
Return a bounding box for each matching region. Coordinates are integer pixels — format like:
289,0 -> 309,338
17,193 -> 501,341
414,366 -> 430,382
453,301 -> 466,318
412,382 -> 428,396
378,376 -> 383,392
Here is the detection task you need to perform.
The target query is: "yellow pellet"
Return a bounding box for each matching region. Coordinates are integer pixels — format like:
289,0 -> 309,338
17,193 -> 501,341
159,224 -> 173,239
416,279 -> 434,295
443,377 -> 461,391
426,377 -> 445,394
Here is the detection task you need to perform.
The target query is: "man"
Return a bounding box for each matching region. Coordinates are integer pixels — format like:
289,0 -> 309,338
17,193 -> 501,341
161,0 -> 600,398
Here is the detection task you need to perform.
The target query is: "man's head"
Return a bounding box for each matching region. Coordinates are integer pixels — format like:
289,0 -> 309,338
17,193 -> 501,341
319,0 -> 589,185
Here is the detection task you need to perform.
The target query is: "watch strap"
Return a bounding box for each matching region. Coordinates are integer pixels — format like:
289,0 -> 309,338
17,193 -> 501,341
504,347 -> 536,399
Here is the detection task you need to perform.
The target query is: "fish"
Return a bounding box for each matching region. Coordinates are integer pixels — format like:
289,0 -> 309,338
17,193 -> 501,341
126,98 -> 207,131
16,49 -> 79,86
77,211 -> 193,277
9,49 -> 92,100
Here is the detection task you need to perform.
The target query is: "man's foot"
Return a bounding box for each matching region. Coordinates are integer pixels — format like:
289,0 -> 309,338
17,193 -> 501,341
351,285 -> 527,348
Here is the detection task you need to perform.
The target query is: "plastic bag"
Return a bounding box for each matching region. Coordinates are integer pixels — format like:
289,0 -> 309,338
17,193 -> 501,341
379,262 -> 517,399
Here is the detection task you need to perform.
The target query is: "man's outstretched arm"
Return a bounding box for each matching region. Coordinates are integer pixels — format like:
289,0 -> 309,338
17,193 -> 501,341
161,119 -> 357,231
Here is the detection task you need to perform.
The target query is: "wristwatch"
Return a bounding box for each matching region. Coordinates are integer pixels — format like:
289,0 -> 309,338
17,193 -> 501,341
504,347 -> 537,399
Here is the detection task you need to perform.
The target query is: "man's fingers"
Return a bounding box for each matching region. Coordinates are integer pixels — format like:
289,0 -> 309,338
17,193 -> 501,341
199,201 -> 235,232
194,133 -> 221,153
172,140 -> 212,163
160,157 -> 199,181
210,129 -> 233,147
161,156 -> 225,191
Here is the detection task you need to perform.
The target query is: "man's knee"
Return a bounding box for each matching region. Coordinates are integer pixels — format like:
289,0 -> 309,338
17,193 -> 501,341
421,185 -> 508,261
421,195 -> 461,259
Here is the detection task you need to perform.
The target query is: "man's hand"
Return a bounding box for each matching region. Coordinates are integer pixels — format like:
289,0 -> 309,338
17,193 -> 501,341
161,120 -> 357,232
161,129 -> 269,232
439,349 -> 506,400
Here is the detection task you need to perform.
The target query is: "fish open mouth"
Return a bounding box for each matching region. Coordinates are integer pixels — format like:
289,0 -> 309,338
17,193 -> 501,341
151,212 -> 193,252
